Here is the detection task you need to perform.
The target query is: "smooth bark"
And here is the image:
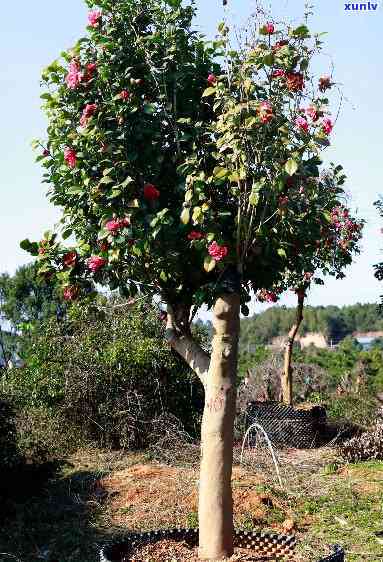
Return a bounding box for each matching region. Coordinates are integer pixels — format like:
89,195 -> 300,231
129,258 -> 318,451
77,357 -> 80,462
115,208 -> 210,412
281,294 -> 304,406
198,293 -> 240,560
165,306 -> 210,385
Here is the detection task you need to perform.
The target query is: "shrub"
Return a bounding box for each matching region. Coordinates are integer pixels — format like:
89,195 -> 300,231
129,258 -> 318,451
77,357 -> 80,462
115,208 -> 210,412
0,395 -> 21,473
5,301 -> 204,453
339,423 -> 383,463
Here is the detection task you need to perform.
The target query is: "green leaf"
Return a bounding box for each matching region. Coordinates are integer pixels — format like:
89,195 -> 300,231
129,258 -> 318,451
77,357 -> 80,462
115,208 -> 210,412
277,248 -> 287,259
213,166 -> 229,179
67,186 -> 83,194
204,256 -> 216,272
285,159 -> 298,176
263,54 -> 274,66
291,25 -> 310,38
202,87 -> 216,97
99,176 -> 114,185
180,208 -> 190,225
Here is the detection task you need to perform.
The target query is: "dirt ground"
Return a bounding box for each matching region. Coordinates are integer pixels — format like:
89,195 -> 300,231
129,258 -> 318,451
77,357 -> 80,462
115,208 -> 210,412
1,446 -> 382,562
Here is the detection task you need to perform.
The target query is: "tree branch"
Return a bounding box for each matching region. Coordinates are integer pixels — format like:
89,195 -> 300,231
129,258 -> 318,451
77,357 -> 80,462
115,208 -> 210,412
165,307 -> 210,386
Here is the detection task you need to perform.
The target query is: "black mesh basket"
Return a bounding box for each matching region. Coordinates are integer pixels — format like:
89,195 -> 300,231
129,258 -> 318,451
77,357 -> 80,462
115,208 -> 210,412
245,401 -> 327,449
100,528 -> 345,561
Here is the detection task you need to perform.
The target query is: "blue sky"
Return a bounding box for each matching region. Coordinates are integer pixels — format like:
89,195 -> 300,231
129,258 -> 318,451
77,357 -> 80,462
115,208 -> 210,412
0,0 -> 382,312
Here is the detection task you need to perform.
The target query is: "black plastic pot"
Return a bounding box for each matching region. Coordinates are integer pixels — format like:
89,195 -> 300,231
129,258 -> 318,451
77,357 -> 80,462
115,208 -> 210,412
100,528 -> 344,561
246,401 -> 327,449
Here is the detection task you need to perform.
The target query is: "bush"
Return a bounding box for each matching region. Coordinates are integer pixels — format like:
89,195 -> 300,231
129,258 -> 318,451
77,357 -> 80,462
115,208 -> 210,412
5,301 -> 204,454
0,395 -> 21,473
339,423 -> 383,463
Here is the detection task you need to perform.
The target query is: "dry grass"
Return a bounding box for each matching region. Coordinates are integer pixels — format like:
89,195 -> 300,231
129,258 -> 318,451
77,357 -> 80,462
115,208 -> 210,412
1,445 -> 382,562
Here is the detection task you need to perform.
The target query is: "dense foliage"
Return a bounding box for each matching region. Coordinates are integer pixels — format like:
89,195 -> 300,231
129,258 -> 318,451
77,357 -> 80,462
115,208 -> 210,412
0,263 -> 63,332
240,303 -> 383,346
23,0 -> 362,315
4,301 -> 204,458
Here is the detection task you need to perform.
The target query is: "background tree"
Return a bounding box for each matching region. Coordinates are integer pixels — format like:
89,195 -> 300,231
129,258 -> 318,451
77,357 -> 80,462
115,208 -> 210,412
24,1 -> 362,558
0,263 -> 63,332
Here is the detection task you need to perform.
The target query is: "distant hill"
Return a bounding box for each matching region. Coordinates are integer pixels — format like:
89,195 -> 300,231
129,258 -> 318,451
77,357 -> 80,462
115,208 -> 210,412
240,303 -> 383,347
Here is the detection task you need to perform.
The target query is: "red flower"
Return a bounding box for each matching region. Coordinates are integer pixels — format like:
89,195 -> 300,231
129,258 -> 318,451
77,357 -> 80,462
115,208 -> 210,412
64,147 -> 77,168
144,183 -> 160,201
257,289 -> 278,303
272,69 -> 285,78
207,73 -> 217,86
279,195 -> 289,207
119,90 -> 130,101
99,240 -> 110,252
265,22 -> 275,34
105,217 -> 130,234
63,285 -> 80,302
322,118 -> 333,135
42,149 -> 50,157
319,75 -> 332,92
63,251 -> 77,268
188,231 -> 205,240
273,40 -> 288,52
305,105 -> 319,122
258,101 -> 273,124
105,219 -> 122,234
80,103 -> 98,127
83,63 -> 97,82
87,256 -> 107,273
286,72 -> 305,92
208,242 -> 228,262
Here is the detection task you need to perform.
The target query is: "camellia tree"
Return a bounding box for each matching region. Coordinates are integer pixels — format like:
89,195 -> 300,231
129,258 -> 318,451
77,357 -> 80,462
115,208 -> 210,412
23,1 -> 363,558
277,198 -> 363,406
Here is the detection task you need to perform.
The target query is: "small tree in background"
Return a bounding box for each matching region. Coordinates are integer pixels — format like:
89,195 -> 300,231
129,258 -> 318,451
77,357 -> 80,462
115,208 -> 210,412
23,1 -> 363,558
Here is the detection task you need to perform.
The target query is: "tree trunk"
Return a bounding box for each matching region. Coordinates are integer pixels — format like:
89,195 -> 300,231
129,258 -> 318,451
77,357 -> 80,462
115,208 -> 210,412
198,293 -> 240,560
281,294 -> 304,406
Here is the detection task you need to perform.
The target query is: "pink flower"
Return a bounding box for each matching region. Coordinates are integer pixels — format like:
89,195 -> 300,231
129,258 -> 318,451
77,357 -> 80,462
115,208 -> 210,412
144,183 -> 160,201
207,73 -> 217,86
306,105 -> 319,122
322,118 -> 333,135
105,219 -> 122,234
265,22 -> 275,34
119,90 -> 130,101
304,272 -> 313,281
208,242 -> 228,262
188,231 -> 205,240
272,69 -> 285,78
279,195 -> 289,207
80,103 -> 98,127
88,9 -> 102,28
295,116 -> 309,133
105,217 -> 130,234
65,60 -> 82,90
63,285 -> 80,302
87,256 -> 107,273
64,147 -> 77,168
258,101 -> 273,124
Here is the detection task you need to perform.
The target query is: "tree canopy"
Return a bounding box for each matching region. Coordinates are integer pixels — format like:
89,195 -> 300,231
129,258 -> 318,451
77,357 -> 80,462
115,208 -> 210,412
23,0 -> 362,315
